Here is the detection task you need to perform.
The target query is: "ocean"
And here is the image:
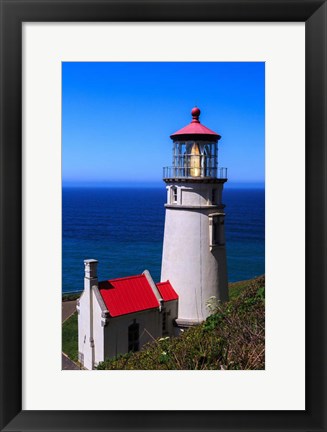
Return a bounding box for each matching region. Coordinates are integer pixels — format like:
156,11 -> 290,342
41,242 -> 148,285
62,187 -> 265,293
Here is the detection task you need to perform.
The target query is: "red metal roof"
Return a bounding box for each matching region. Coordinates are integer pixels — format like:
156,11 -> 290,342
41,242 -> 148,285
170,107 -> 221,142
99,274 -> 160,317
156,281 -> 179,302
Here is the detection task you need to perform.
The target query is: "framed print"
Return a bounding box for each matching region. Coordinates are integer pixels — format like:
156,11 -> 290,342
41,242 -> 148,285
0,0 -> 326,431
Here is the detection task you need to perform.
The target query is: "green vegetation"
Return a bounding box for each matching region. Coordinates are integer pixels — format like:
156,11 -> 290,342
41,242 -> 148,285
97,275 -> 265,370
62,312 -> 79,362
62,292 -> 81,302
228,276 -> 263,300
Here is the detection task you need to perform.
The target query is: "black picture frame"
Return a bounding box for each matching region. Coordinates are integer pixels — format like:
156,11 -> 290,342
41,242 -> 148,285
1,1 -> 326,431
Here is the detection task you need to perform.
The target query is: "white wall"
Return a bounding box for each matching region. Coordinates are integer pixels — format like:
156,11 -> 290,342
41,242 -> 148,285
161,181 -> 228,325
103,308 -> 162,361
92,289 -> 104,367
78,270 -> 179,367
77,283 -> 94,370
166,182 -> 223,207
77,262 -> 107,369
161,299 -> 178,336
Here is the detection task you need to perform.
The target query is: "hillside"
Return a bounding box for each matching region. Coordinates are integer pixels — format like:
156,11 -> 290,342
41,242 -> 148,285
97,275 -> 265,370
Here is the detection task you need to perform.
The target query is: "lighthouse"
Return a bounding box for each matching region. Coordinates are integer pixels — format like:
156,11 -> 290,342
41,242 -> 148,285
161,107 -> 228,328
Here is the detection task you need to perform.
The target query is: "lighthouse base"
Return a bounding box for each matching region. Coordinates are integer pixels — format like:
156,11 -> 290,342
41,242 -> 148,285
175,318 -> 204,329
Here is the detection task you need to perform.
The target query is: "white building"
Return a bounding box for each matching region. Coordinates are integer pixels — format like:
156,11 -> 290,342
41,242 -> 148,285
161,107 -> 228,328
77,259 -> 178,370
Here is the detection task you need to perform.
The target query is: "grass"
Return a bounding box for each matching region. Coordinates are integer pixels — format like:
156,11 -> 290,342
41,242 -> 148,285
97,275 -> 265,370
62,312 -> 79,363
228,276 -> 263,300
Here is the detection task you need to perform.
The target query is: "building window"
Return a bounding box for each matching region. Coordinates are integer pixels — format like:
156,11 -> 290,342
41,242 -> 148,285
171,186 -> 178,203
128,320 -> 139,352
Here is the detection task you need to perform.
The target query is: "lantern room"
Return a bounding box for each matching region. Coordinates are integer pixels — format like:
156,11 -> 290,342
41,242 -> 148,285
163,107 -> 227,180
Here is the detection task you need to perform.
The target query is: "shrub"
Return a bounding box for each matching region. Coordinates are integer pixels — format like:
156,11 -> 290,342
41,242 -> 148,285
97,276 -> 265,370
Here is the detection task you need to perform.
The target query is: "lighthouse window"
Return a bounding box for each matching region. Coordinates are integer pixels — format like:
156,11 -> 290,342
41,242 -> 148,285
213,218 -> 218,243
211,189 -> 217,205
171,186 -> 178,203
209,215 -> 225,247
128,321 -> 139,352
216,216 -> 225,245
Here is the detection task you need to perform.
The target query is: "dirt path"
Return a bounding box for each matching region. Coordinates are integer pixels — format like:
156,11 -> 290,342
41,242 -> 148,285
62,300 -> 77,323
62,353 -> 80,370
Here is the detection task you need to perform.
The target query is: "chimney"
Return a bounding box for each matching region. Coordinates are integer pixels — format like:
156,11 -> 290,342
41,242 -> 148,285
84,259 -> 98,280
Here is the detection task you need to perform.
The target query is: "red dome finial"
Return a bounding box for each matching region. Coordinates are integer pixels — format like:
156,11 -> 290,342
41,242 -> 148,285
191,106 -> 201,123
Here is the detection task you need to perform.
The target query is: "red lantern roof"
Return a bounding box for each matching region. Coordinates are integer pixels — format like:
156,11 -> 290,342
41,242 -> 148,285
170,107 -> 221,142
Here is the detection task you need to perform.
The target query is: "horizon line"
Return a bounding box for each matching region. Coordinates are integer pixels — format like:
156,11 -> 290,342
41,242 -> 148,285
62,181 -> 265,189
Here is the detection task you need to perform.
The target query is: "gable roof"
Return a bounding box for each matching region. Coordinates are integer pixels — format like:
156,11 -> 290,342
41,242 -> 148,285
156,281 -> 179,302
98,274 -> 160,317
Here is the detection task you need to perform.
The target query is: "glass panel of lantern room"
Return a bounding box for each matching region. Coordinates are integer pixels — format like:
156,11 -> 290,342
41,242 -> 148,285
191,143 -> 201,177
205,143 -> 215,177
179,142 -> 184,177
172,142 -> 177,177
204,144 -> 209,177
184,143 -> 189,177
214,143 -> 218,176
172,141 -> 183,177
187,141 -> 200,178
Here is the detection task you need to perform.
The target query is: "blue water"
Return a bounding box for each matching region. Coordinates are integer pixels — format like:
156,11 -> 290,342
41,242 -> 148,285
62,187 -> 264,293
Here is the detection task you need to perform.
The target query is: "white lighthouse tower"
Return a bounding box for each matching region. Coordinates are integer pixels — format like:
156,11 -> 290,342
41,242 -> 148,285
161,107 -> 228,328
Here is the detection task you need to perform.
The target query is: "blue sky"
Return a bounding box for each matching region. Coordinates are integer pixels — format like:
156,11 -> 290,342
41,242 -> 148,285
62,62 -> 264,187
